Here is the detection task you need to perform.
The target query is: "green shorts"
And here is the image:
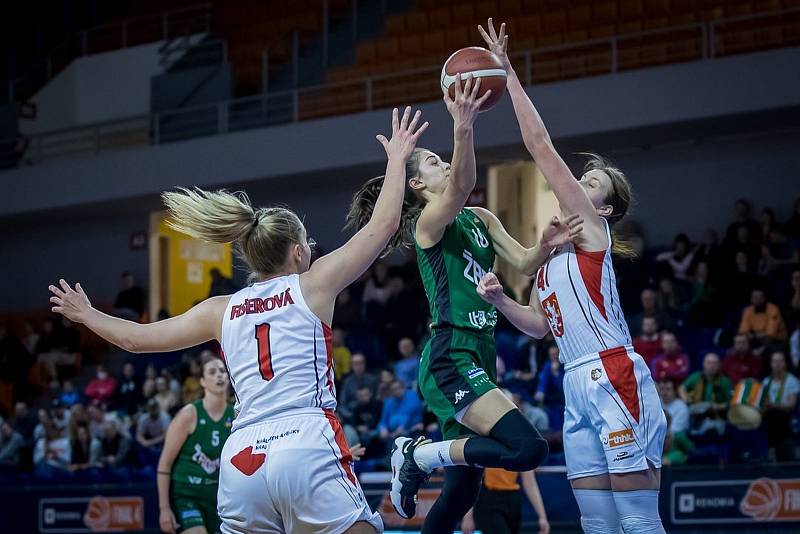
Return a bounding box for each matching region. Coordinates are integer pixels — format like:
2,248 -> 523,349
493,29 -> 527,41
418,327 -> 498,440
171,483 -> 220,533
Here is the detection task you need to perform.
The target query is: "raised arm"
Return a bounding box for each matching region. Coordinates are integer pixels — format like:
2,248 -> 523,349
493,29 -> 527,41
415,75 -> 492,247
301,107 -> 428,322
471,207 -> 582,276
157,405 -> 195,534
479,20 -> 606,237
477,273 -> 550,338
49,279 -> 227,353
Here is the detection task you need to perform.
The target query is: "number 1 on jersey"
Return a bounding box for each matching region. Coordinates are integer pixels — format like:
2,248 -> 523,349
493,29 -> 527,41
255,323 -> 274,381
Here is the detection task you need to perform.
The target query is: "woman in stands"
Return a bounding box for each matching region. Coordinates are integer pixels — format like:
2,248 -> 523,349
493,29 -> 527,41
157,353 -> 234,534
48,105 -> 429,534
477,19 -> 667,534
347,74 -> 581,533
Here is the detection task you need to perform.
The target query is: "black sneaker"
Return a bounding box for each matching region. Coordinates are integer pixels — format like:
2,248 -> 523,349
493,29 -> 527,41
389,436 -> 432,519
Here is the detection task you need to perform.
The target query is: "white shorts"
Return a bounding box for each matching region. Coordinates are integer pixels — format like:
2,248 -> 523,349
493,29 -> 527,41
218,408 -> 384,534
562,345 -> 667,480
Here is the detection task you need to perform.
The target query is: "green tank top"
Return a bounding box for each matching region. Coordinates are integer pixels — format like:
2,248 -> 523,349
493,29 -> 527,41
415,208 -> 497,334
171,400 -> 234,488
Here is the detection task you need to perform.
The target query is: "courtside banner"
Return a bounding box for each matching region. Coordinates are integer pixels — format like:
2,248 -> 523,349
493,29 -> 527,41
671,478 -> 800,525
39,496 -> 144,532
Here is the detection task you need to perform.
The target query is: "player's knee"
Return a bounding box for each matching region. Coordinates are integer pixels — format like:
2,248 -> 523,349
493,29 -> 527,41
502,435 -> 549,471
581,516 -> 617,534
488,410 -> 549,471
619,515 -> 665,533
614,490 -> 665,534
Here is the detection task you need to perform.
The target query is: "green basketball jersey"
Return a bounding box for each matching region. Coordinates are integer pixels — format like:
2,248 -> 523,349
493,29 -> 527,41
171,400 -> 234,488
415,208 -> 497,334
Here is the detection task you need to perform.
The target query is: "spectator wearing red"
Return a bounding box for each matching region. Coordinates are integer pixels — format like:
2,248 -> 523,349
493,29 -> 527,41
721,334 -> 762,385
650,332 -> 690,382
83,365 -> 118,406
738,288 -> 788,347
633,317 -> 662,367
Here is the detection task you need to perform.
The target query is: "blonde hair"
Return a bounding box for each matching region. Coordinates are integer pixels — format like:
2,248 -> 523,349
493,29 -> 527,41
161,187 -> 304,280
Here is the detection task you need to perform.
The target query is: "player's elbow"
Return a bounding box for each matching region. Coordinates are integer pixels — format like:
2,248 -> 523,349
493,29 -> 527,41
120,334 -> 143,354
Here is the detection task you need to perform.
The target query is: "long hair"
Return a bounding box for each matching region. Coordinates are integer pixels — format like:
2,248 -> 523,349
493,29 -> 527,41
578,152 -> 636,259
161,187 -> 304,280
345,148 -> 426,255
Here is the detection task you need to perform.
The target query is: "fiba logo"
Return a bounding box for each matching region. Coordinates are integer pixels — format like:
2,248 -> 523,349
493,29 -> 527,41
471,228 -> 489,248
741,478 -> 782,521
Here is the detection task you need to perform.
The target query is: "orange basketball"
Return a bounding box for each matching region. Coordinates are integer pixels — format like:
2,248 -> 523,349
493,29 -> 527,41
440,47 -> 507,112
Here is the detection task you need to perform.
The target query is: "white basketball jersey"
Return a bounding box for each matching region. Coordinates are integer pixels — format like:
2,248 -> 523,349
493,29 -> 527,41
534,219 -> 631,365
221,274 -> 336,432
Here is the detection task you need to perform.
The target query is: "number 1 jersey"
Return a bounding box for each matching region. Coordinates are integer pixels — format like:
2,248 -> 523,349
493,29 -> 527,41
221,274 -> 336,432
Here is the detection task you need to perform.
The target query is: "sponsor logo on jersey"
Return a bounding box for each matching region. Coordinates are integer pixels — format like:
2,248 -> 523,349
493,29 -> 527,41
591,368 -> 602,381
467,310 -> 498,329
191,443 -> 221,475
472,228 -> 489,248
254,428 -> 300,451
229,288 -> 295,320
454,390 -> 469,404
606,428 -> 635,448
467,367 -> 487,380
613,450 -> 635,462
187,476 -> 203,485
541,292 -> 564,337
462,250 -> 488,286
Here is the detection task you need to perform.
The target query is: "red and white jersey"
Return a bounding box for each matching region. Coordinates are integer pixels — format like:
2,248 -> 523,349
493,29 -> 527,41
221,274 -> 336,432
534,219 -> 631,365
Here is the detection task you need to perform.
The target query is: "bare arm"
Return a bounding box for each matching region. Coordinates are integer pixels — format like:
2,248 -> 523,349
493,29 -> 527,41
302,107 -> 428,323
477,273 -> 550,338
157,405 -> 195,534
49,280 -> 227,353
416,76 -> 492,247
521,470 -> 550,533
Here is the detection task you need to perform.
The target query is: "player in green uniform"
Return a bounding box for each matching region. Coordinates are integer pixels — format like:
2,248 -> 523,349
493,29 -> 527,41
347,74 -> 582,532
157,354 -> 234,534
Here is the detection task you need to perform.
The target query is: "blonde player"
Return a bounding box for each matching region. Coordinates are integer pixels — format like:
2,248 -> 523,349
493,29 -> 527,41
48,106 -> 429,534
477,19 -> 667,534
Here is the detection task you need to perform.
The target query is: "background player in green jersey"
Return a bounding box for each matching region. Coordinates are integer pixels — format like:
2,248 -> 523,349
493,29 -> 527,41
157,354 -> 234,534
348,73 -> 582,533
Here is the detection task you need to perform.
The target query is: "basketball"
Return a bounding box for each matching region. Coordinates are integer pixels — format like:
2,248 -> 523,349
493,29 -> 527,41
440,46 -> 507,111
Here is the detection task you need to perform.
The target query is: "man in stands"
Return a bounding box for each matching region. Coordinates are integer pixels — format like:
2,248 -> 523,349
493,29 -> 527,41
628,287 -> 676,335
84,364 -> 118,407
738,288 -> 788,350
113,271 -> 146,321
650,332 -> 690,382
136,399 -> 171,466
721,334 -> 762,385
633,316 -> 662,367
338,352 -> 377,421
658,379 -> 689,434
679,353 -> 732,438
394,337 -> 420,390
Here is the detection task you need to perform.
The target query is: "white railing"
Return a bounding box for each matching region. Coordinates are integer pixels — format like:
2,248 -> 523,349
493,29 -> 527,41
3,7 -> 798,169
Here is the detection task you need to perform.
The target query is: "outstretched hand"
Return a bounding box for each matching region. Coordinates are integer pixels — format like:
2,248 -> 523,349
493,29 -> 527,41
540,214 -> 584,248
443,73 -> 493,128
478,18 -> 511,71
376,106 -> 429,161
48,279 -> 92,324
476,272 -> 505,305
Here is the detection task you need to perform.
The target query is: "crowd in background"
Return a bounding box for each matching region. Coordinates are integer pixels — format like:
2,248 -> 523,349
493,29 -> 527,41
1,197 -> 799,481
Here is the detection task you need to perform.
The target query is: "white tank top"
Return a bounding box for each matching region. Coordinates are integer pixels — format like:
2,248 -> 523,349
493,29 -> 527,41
534,219 -> 632,365
220,274 -> 336,432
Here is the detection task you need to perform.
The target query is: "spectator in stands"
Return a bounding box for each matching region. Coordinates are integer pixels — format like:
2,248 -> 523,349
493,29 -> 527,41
376,369 -> 395,401
332,288 -> 360,332
84,364 -> 118,406
115,362 -> 141,415
618,219 -> 645,256
656,277 -> 689,318
759,229 -> 799,278
738,288 -> 788,348
394,337 -> 420,389
790,316 -> 800,370
142,364 -> 158,399
791,270 -> 800,317
344,387 -> 383,452
180,357 -> 204,404
730,225 -> 762,274
36,317 -> 80,383
86,404 -> 106,440
377,380 -> 423,443
628,288 -> 676,336
12,402 -> 37,446
33,424 -> 70,477
49,399 -> 69,435
20,320 -> 40,356
633,317 -> 662,366
207,267 -> 236,297
338,353 -> 377,420
722,334 -> 762,385
153,376 -> 178,414
724,199 -> 761,249
362,262 -> 391,329
693,228 -> 723,275
113,271 -> 146,320
161,368 -> 181,397
136,399 -> 171,465
650,332 -> 690,382
385,275 -> 425,347
658,379 -> 690,434
760,351 -> 799,461
535,344 -> 565,409
100,416 -> 131,470
60,380 -> 80,407
332,328 -> 352,382
68,422 -> 102,473
661,411 -> 695,467
686,260 -> 721,326
513,392 -> 549,433
680,353 -> 733,438
34,408 -> 55,442
0,421 -> 24,472
656,233 -> 696,281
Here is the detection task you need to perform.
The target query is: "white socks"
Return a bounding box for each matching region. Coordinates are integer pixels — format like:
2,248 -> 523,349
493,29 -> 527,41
413,440 -> 455,472
573,489 -> 622,534
613,489 -> 665,533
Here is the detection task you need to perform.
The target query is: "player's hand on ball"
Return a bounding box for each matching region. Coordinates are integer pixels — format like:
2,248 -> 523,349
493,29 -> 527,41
443,73 -> 492,128
478,18 -> 511,71
477,272 -> 504,305
49,279 -> 92,324
541,214 -> 584,248
159,507 -> 179,534
376,106 -> 429,161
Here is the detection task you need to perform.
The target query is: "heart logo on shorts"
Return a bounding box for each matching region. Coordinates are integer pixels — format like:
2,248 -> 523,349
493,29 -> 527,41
231,446 -> 265,476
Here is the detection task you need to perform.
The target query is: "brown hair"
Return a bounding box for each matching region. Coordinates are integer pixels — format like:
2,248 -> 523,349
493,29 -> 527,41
579,152 -> 636,258
345,148 -> 426,255
161,187 -> 304,281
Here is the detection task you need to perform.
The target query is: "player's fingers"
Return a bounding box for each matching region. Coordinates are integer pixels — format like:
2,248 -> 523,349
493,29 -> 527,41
488,18 -> 498,41
50,296 -> 62,305
470,76 -> 482,99
502,35 -> 509,51
475,89 -> 492,106
400,106 -> 411,131
75,282 -> 86,296
478,25 -> 492,46
454,73 -> 463,98
407,109 -> 421,133
412,121 -> 429,140
51,306 -> 63,313
391,107 -> 399,133
462,74 -> 473,97
570,225 -> 584,236
375,134 -> 389,149
49,285 -> 65,298
498,22 -> 506,42
59,279 -> 72,294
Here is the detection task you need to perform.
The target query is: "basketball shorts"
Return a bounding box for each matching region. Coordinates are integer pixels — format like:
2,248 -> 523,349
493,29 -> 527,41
562,345 -> 667,480
218,408 -> 383,534
419,328 -> 498,440
171,483 -> 220,533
